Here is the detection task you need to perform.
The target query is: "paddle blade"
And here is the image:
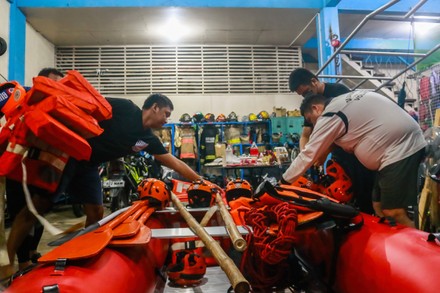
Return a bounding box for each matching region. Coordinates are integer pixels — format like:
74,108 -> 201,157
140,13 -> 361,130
108,226 -> 152,247
39,228 -> 112,263
112,221 -> 141,239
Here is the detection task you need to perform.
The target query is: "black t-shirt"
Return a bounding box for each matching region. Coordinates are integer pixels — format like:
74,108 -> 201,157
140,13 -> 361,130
303,83 -> 351,127
87,98 -> 167,163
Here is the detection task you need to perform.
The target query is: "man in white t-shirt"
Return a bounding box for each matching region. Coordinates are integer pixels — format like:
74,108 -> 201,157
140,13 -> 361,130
281,91 -> 426,227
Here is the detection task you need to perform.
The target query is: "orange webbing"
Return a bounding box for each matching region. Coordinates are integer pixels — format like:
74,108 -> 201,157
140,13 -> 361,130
239,202 -> 299,290
244,202 -> 298,265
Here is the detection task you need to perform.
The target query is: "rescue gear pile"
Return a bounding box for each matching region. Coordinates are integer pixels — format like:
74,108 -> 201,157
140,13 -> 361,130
0,71 -> 112,192
231,198 -> 299,291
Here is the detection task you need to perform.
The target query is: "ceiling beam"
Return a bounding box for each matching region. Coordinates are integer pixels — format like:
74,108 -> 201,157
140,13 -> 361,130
303,37 -> 419,51
16,0 -> 326,9
338,0 -> 440,15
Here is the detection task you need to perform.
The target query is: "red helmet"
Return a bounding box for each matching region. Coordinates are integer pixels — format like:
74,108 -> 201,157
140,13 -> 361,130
225,178 -> 253,203
137,178 -> 170,209
187,179 -> 215,208
167,251 -> 207,286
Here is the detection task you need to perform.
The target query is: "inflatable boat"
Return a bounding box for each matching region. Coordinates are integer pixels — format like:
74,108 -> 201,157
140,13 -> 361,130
5,180 -> 440,293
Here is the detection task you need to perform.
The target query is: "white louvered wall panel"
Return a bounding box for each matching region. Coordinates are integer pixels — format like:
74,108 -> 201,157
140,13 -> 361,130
56,45 -> 301,95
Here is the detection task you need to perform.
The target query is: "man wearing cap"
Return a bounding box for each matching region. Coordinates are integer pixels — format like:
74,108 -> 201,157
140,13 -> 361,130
288,68 -> 375,214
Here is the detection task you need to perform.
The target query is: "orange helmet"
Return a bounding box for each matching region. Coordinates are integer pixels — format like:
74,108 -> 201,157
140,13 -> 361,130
292,176 -> 319,191
0,81 -> 27,118
320,160 -> 353,203
324,178 -> 353,203
187,179 -> 215,208
216,114 -> 226,122
137,178 -> 170,209
225,178 -> 253,203
326,159 -> 349,181
167,251 -> 207,286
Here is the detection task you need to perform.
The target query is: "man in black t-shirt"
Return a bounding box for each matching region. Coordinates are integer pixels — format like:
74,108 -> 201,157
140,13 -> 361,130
288,68 -> 375,214
5,93 -> 203,273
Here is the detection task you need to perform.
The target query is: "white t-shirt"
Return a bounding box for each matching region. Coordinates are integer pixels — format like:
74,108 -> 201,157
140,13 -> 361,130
282,91 -> 427,183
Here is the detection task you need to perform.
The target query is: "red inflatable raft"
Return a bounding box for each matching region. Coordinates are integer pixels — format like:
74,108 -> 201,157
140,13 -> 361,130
295,213 -> 440,293
5,217 -> 169,293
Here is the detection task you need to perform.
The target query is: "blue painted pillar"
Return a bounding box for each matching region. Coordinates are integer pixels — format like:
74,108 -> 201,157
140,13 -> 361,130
316,7 -> 340,82
9,1 -> 26,83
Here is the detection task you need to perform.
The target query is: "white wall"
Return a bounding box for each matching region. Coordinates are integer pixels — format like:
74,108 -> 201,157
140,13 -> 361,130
25,23 -> 56,85
0,0 -> 55,85
0,0 -> 9,80
126,93 -> 303,123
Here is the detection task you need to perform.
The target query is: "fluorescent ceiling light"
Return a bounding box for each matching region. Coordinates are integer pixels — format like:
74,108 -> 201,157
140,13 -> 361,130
150,9 -> 193,42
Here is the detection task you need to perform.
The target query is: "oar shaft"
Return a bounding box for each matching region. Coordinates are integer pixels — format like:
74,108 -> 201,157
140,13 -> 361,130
215,193 -> 247,252
171,192 -> 250,293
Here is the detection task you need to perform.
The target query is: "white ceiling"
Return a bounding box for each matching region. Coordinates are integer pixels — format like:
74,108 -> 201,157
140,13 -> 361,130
21,6 -> 436,52
23,7 -> 320,46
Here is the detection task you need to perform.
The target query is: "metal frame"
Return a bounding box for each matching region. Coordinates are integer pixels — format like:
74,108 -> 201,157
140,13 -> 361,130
316,0 -> 439,94
316,0 -> 400,75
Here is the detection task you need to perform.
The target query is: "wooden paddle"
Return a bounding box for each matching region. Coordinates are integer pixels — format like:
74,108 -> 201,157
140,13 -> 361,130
214,191 -> 247,252
39,200 -> 146,262
108,207 -> 155,247
171,192 -> 250,293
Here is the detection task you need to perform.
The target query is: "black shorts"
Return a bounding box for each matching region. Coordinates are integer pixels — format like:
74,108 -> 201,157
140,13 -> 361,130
372,148 -> 425,209
6,179 -> 51,218
56,158 -> 103,205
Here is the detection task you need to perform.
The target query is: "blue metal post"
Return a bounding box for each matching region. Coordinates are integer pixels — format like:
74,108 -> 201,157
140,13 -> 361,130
8,1 -> 26,83
316,7 -> 340,82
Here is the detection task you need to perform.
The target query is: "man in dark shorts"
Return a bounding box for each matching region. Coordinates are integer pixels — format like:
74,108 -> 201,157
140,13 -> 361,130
288,68 -> 375,214
282,92 -> 426,227
4,93 -> 203,275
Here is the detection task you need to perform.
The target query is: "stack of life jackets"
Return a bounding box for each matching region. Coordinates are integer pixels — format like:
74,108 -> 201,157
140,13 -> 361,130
0,71 -> 112,192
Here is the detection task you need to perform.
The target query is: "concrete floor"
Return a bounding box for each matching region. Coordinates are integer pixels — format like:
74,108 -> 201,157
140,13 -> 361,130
2,203 -> 100,270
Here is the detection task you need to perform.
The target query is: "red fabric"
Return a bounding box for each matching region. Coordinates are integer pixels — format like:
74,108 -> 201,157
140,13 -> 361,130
420,76 -> 431,101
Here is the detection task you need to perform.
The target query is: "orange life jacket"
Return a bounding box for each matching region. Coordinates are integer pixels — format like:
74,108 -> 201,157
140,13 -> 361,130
0,118 -> 69,192
0,71 -> 111,192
